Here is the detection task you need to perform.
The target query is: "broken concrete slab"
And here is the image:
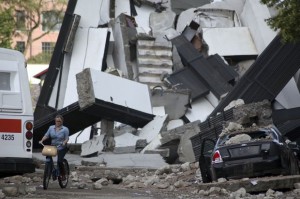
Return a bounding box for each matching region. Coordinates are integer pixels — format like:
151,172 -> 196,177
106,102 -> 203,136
150,88 -> 190,120
81,134 -> 105,157
176,7 -> 241,33
149,10 -> 176,42
185,98 -> 215,123
138,115 -> 168,143
76,68 -> 154,128
167,119 -> 185,131
159,120 -> 201,162
160,120 -> 200,142
113,132 -> 140,153
177,121 -> 201,163
203,27 -> 258,58
140,133 -> 162,154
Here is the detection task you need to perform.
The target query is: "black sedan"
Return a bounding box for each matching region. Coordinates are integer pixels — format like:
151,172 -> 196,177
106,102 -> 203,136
199,126 -> 299,183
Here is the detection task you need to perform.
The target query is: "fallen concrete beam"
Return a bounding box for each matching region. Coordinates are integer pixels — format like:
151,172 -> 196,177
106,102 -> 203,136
197,175 -> 300,193
76,68 -> 155,128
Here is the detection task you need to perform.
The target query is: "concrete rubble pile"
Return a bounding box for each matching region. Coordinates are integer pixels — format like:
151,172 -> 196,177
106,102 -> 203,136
1,161 -> 300,198
77,0 -> 300,166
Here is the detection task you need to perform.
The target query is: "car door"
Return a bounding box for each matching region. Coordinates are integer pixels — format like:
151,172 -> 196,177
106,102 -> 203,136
199,138 -> 216,183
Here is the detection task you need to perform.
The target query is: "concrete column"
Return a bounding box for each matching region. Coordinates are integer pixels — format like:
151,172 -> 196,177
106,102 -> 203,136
101,119 -> 115,152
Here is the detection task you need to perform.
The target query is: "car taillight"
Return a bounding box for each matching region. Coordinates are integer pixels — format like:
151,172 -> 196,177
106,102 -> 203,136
212,150 -> 223,163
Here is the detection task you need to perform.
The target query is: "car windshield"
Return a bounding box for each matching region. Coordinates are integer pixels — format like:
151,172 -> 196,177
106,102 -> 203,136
217,130 -> 276,146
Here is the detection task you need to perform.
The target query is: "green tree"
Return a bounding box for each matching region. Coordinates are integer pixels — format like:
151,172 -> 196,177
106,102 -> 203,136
1,0 -> 67,57
261,0 -> 300,43
0,7 -> 14,48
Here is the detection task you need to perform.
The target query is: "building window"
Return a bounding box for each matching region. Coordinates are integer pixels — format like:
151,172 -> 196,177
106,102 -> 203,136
42,11 -> 62,32
16,10 -> 26,31
16,41 -> 25,53
0,72 -> 10,91
42,42 -> 55,55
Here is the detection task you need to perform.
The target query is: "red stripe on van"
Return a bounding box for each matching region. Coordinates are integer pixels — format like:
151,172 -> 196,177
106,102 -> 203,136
0,119 -> 22,133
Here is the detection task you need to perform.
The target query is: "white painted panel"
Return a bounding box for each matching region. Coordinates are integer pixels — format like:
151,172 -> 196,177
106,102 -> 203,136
205,92 -> 219,108
203,27 -> 258,56
138,115 -> 168,143
63,28 -> 108,107
135,6 -> 152,34
240,0 -> 277,53
115,0 -> 131,18
115,133 -> 139,147
275,78 -> 300,109
152,106 -> 166,116
89,68 -> 152,114
75,0 -> 110,27
185,98 -> 215,122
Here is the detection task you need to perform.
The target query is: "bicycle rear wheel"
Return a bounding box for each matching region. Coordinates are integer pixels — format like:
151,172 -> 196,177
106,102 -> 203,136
58,159 -> 69,188
43,162 -> 52,190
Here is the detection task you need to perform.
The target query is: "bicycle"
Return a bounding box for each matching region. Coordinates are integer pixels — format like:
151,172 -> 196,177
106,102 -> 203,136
40,143 -> 70,190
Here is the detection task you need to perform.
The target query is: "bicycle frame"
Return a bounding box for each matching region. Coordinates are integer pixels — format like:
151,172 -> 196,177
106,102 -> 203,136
41,143 -> 70,190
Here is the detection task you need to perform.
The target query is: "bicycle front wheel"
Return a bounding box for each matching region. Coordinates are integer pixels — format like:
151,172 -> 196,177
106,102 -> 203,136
58,159 -> 70,188
43,162 -> 52,190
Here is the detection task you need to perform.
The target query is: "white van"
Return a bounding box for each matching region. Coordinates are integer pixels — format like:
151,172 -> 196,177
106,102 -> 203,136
0,48 -> 35,174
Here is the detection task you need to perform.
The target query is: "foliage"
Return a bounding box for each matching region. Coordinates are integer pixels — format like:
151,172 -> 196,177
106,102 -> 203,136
0,7 -> 14,48
0,0 -> 67,57
27,52 -> 52,64
261,0 -> 300,43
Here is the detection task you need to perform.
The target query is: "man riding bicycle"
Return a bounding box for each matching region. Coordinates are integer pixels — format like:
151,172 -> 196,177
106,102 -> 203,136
39,115 -> 69,181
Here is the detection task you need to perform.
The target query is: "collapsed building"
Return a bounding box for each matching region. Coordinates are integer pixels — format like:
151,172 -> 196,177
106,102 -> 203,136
33,0 -> 300,164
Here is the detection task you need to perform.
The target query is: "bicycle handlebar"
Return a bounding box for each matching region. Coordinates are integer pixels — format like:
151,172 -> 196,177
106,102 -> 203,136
39,142 -> 62,148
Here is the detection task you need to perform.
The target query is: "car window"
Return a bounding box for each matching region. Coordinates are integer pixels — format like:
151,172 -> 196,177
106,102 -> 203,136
217,130 -> 275,146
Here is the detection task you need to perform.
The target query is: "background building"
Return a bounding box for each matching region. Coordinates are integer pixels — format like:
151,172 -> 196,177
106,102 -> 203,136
11,1 -> 66,60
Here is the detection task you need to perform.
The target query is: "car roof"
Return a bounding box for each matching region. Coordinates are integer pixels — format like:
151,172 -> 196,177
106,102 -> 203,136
222,126 -> 275,137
